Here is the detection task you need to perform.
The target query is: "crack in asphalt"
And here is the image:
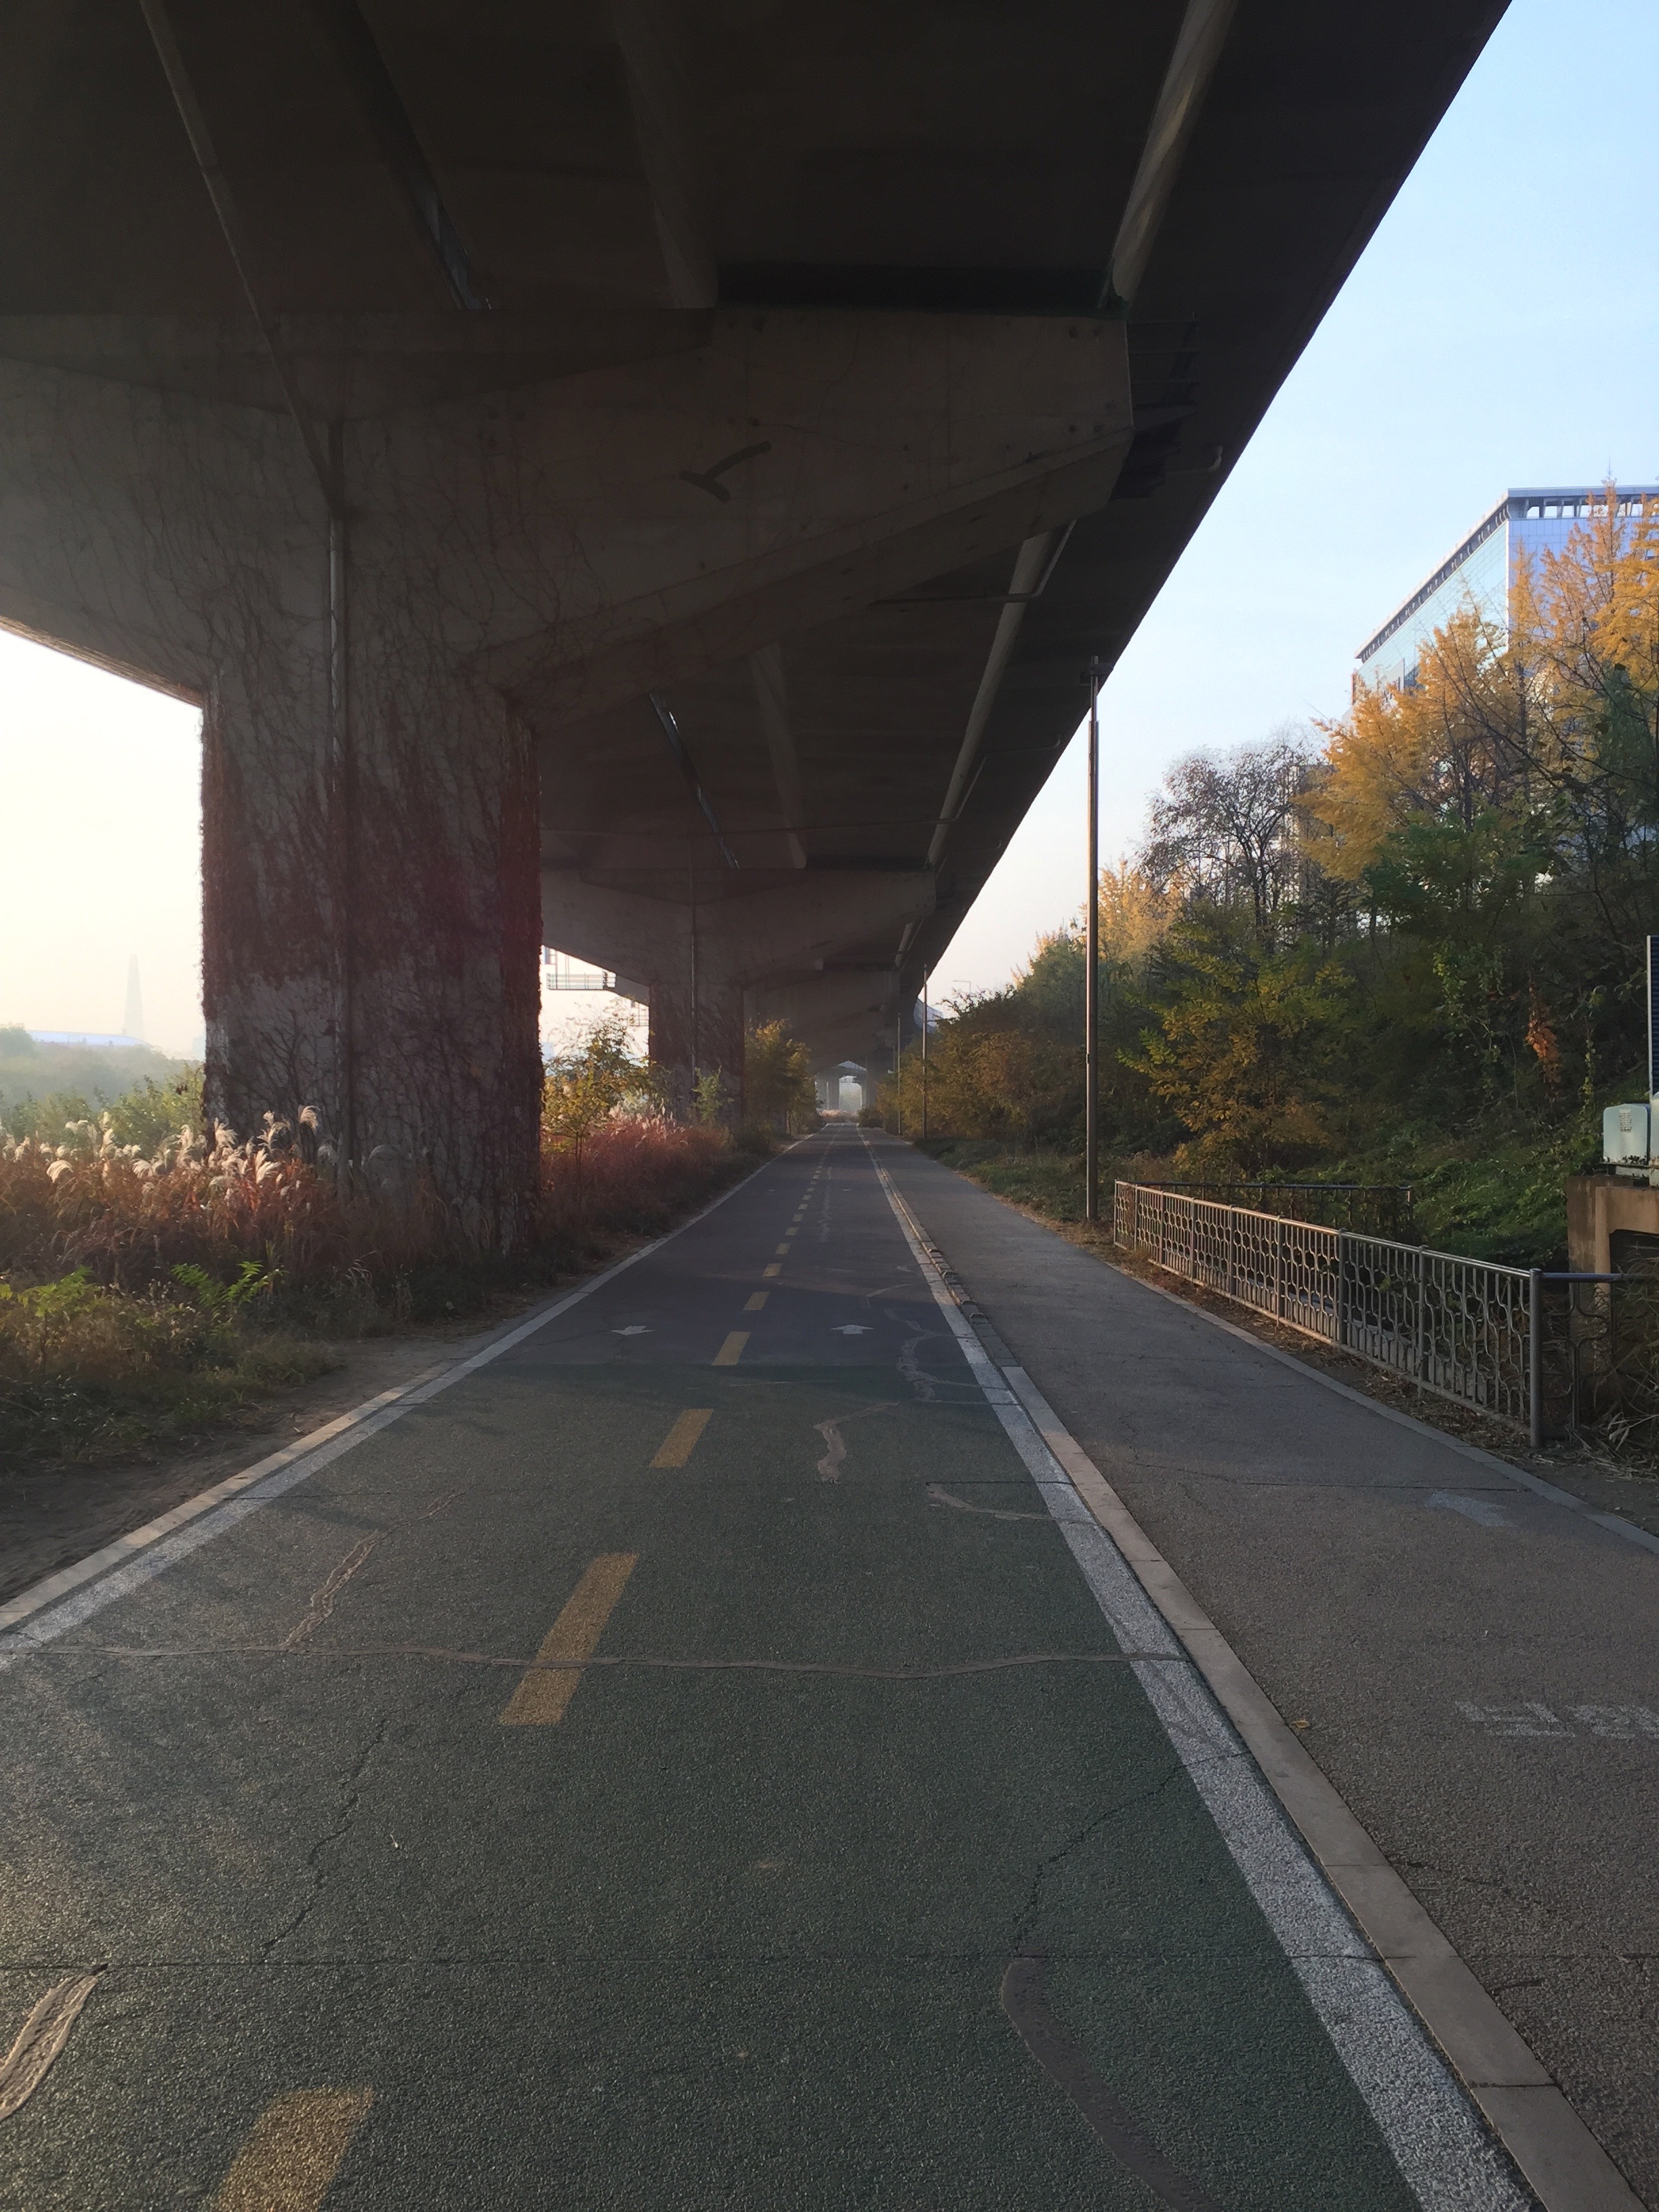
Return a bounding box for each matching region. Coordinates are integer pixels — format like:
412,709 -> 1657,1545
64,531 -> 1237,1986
898,1330 -> 946,1402
1001,1949 -> 1230,2212
281,1534 -> 380,1650
56,1645 -> 1177,1681
812,1401 -> 899,1481
927,1483 -> 1049,1523
260,1711 -> 391,1961
1011,1761 -> 1189,1953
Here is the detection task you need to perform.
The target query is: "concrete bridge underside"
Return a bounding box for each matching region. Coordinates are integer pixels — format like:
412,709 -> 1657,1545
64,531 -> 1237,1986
0,0 -> 1504,1237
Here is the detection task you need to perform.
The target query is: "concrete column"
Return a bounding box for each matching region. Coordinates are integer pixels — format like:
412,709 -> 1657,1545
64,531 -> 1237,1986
1,309 -> 1124,1232
202,644 -> 541,1242
0,359 -> 544,1244
541,869 -> 933,1111
645,966 -> 746,1120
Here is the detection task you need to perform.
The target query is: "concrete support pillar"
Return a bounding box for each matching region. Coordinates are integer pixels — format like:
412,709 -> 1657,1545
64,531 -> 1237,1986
0,361 -> 545,1244
201,647 -> 541,1242
645,964 -> 746,1120
541,869 -> 934,1115
1,308 -> 1127,1233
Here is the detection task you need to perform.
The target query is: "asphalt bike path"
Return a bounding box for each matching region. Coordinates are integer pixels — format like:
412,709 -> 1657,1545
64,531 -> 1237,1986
0,1128 -> 1532,2209
876,1134 -> 1658,2210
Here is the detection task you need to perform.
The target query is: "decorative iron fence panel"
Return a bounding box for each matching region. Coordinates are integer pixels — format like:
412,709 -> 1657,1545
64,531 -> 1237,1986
1136,1181 -> 1416,1240
1114,1182 -> 1532,1432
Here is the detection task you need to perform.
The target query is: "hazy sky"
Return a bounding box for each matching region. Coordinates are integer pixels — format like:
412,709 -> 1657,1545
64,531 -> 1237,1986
3,0 -> 1655,1056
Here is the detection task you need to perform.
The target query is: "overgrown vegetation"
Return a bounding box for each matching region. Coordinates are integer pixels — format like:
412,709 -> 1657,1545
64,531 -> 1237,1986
886,489 -> 1659,1269
0,1010 -> 814,1464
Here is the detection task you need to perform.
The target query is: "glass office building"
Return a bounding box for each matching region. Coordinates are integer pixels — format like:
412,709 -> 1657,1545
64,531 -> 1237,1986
1355,486 -> 1658,695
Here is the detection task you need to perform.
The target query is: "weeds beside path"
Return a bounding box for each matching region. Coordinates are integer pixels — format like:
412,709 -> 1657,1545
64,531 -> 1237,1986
1,1111 -> 762,1472
0,1165 -> 761,1612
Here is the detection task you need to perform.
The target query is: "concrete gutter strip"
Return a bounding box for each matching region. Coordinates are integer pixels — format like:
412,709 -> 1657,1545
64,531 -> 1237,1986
896,1193 -> 1643,2212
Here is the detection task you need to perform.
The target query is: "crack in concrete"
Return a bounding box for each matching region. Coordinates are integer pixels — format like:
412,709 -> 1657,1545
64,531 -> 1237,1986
64,1643 -> 1172,1682
260,1712 -> 391,1962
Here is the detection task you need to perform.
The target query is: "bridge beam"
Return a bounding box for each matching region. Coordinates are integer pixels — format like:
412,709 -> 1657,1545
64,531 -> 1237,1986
541,869 -> 930,1108
0,308 -> 1122,1230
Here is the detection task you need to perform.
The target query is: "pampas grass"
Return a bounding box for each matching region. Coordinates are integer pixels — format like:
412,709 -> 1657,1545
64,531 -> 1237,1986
0,1097 -> 750,1462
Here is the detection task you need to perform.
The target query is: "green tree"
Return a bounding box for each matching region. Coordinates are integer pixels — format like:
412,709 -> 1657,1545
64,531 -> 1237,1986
543,1011 -> 668,1159
1132,921 -> 1356,1171
744,1021 -> 817,1132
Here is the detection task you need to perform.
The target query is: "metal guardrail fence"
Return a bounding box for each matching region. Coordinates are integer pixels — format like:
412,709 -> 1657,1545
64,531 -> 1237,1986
1113,1181 -> 1534,1433
1136,1181 -> 1416,1240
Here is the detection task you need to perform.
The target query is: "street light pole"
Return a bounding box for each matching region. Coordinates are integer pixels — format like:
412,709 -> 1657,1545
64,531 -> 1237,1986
921,967 -> 928,1139
1084,659 -> 1103,1223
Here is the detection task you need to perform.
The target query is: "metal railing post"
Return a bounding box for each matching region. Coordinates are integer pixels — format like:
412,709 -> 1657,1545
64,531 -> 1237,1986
1415,1246 -> 1427,1393
1334,1231 -> 1345,1349
1528,1268 -> 1542,1450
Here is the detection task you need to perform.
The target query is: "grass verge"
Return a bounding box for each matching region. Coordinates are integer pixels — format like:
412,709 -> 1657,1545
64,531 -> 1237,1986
909,1114 -> 1605,1268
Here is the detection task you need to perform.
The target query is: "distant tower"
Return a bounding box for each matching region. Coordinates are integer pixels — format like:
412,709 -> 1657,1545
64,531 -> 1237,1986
122,956 -> 145,1043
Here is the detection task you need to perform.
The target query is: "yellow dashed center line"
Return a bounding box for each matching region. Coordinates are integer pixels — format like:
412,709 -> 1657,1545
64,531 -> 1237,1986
213,2089 -> 373,2211
762,1263 -> 781,1279
651,1408 -> 712,1467
500,1553 -> 637,1726
713,1330 -> 749,1366
775,1242 -> 792,1256
744,1291 -> 768,1312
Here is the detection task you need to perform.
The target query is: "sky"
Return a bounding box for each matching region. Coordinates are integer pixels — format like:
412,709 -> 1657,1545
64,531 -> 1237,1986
1,0 -> 1655,1057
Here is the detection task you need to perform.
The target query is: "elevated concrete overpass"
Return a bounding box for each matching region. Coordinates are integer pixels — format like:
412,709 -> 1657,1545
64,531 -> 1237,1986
0,0 -> 1505,1235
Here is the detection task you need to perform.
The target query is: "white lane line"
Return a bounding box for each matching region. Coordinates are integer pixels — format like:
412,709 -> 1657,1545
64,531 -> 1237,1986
0,1152 -> 789,1669
859,1135 -> 1539,2212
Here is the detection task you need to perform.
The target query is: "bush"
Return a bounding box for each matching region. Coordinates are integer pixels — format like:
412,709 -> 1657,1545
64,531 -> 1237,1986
0,1265 -> 335,1462
540,1115 -> 732,1237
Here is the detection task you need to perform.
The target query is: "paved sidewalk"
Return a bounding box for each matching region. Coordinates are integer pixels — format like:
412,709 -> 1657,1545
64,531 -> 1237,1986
880,1138 -> 1659,2209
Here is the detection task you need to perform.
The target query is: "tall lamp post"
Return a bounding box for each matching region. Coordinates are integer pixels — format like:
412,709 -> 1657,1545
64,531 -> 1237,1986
921,967 -> 929,1139
1084,659 -> 1105,1223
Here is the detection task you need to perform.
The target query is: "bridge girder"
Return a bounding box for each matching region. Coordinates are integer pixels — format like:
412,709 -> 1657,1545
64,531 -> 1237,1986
0,0 -> 1507,1231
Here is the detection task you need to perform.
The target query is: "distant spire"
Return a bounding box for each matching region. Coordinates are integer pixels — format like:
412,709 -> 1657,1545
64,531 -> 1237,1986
122,956 -> 145,1043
